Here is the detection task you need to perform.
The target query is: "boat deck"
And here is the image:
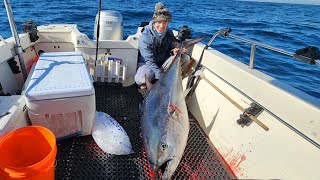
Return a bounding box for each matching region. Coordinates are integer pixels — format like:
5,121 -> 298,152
55,83 -> 235,179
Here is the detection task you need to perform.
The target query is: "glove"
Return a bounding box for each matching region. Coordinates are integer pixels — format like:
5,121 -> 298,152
151,78 -> 158,84
155,71 -> 162,80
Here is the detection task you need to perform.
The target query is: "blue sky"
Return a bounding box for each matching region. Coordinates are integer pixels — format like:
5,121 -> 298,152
243,0 -> 320,5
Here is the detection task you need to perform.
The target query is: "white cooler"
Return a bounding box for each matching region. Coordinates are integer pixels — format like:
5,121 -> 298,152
25,52 -> 95,139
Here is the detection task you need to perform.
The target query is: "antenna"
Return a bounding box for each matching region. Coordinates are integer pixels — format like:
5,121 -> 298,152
95,0 -> 102,66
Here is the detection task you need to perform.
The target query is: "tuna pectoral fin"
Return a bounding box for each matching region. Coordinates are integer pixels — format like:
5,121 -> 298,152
182,35 -> 207,49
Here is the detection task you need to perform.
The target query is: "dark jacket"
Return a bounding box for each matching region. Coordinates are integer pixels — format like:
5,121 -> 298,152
138,21 -> 176,79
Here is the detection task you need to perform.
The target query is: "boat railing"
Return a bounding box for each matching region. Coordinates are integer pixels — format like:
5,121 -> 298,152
228,34 -> 294,68
212,28 -> 320,68
186,28 -> 320,96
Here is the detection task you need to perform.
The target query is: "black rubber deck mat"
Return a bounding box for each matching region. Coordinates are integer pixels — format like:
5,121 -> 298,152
55,83 -> 235,179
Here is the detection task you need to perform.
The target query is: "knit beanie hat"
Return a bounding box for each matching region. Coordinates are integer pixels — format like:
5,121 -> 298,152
153,2 -> 172,23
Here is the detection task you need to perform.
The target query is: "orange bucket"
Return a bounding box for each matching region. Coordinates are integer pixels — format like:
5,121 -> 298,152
0,126 -> 57,180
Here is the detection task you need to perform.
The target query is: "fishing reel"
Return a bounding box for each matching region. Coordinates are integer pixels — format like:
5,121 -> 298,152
294,46 -> 320,64
22,20 -> 39,42
177,25 -> 192,41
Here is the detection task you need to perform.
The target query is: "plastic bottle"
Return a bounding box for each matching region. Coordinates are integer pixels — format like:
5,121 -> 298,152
107,57 -> 114,82
114,58 -> 121,83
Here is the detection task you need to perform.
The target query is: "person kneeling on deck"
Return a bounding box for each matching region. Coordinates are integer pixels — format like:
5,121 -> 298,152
135,2 -> 190,89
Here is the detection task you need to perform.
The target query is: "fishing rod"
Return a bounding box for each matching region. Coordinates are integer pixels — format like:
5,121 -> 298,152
95,0 -> 102,66
4,0 -> 28,81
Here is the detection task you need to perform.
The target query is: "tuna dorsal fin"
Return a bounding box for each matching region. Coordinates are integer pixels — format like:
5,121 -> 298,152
182,35 -> 206,49
145,75 -> 153,90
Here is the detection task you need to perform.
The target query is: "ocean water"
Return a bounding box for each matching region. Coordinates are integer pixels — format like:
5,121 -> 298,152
0,0 -> 319,99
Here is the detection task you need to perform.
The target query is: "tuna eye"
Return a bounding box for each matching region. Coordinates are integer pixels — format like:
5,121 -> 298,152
161,143 -> 168,150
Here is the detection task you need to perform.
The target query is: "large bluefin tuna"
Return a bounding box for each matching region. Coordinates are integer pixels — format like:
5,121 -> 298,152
141,36 -> 206,179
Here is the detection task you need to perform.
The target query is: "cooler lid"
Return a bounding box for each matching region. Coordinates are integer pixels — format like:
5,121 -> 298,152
25,52 -> 94,101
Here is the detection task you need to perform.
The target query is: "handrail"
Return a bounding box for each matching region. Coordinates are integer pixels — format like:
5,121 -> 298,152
216,28 -> 320,69
228,34 -> 294,69
229,34 -> 294,56
187,28 -> 319,95
188,28 -> 320,100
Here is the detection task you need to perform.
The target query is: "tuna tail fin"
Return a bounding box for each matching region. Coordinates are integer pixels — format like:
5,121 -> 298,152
182,35 -> 206,49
